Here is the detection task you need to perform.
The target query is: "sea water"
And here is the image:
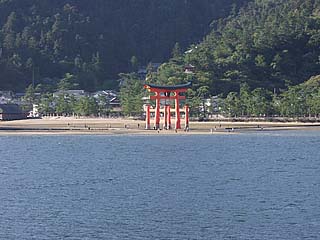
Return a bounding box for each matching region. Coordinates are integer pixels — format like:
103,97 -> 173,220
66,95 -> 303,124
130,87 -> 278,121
0,131 -> 319,239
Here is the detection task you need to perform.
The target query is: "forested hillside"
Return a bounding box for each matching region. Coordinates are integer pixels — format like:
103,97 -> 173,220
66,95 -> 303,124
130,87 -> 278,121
0,0 -> 247,91
154,0 -> 320,96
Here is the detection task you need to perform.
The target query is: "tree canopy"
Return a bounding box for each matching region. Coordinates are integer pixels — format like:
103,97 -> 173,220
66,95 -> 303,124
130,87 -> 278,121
0,0 -> 246,91
155,0 -> 320,96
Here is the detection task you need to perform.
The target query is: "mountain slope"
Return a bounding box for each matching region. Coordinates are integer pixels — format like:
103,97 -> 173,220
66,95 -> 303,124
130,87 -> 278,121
0,0 -> 248,91
179,0 -> 320,95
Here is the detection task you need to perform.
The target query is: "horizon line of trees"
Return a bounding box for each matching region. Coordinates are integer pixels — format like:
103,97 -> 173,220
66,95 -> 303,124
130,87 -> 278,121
23,85 -> 117,117
12,73 -> 320,119
221,77 -> 320,118
118,73 -> 320,119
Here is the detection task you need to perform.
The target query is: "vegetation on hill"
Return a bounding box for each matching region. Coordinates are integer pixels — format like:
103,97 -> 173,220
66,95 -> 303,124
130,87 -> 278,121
154,0 -> 320,96
0,0 -> 246,91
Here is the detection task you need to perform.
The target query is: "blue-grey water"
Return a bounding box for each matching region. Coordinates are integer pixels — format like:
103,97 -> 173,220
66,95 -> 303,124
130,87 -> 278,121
0,131 -> 320,240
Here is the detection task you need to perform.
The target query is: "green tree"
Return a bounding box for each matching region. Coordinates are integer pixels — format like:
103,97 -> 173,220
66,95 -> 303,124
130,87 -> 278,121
55,94 -> 72,115
250,88 -> 271,116
74,96 -> 98,116
278,86 -> 307,117
24,84 -> 36,104
38,93 -> 54,115
57,73 -> 78,90
197,85 -> 210,118
223,92 -> 241,117
239,83 -> 251,116
119,73 -> 143,116
186,88 -> 201,117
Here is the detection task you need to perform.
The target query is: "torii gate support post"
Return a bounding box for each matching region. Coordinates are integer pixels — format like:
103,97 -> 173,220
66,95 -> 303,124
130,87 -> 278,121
145,104 -> 151,129
185,104 -> 189,129
167,105 -> 171,129
164,104 -> 168,129
154,95 -> 160,129
175,91 -> 181,129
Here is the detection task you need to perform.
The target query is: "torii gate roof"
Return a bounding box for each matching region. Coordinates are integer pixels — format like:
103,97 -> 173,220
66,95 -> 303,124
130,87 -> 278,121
144,82 -> 192,92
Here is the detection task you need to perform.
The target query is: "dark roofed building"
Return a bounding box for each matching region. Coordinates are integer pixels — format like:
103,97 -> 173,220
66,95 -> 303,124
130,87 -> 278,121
53,90 -> 87,99
0,104 -> 27,121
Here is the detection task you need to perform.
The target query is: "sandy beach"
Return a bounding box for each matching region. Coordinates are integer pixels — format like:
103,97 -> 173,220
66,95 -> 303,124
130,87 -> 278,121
1,117 -> 320,135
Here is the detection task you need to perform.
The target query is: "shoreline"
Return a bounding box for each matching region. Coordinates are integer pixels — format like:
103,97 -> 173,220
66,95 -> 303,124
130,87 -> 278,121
0,117 -> 320,136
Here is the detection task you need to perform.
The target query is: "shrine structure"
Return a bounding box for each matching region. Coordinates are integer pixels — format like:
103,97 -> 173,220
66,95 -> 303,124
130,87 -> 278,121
144,82 -> 192,130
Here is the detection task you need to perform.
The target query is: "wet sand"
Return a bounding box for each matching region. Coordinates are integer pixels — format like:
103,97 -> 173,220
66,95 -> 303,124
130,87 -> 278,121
0,117 -> 320,135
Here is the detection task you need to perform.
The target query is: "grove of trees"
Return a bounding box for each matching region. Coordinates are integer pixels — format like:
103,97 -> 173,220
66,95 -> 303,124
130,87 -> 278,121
222,75 -> 320,118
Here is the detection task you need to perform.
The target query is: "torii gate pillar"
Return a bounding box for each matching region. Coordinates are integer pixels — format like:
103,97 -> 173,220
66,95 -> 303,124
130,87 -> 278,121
166,105 -> 171,129
175,92 -> 181,129
155,97 -> 161,129
145,104 -> 151,129
185,104 -> 189,129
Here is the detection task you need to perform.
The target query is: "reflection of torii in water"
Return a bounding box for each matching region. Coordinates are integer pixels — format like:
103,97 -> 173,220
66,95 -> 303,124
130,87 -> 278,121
144,82 -> 192,130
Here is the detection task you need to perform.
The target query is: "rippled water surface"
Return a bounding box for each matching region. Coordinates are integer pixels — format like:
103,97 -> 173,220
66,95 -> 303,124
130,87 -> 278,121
0,131 -> 320,239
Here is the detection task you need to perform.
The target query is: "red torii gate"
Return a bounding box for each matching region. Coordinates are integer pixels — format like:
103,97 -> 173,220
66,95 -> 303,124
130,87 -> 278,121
144,82 -> 192,130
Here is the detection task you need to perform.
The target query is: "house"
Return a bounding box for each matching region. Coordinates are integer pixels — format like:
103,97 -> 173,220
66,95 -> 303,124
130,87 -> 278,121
0,104 -> 27,121
53,90 -> 87,99
0,91 -> 13,104
184,64 -> 195,74
92,90 -> 118,100
12,92 -> 26,105
109,96 -> 121,109
92,90 -> 121,112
